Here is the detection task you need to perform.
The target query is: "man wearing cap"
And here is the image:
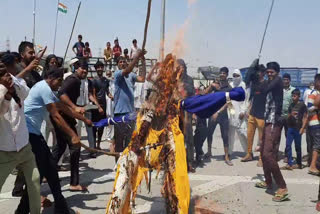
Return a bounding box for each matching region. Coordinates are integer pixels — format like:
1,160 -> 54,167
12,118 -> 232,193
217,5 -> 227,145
255,62 -> 288,202
51,59 -> 93,191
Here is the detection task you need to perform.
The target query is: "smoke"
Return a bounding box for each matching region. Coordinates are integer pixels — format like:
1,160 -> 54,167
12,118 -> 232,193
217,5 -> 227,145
171,19 -> 189,58
188,0 -> 197,7
156,0 -> 197,60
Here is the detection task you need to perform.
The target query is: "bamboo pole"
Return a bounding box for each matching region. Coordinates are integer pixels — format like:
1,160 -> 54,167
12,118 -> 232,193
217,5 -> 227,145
64,1 -> 81,61
142,0 -> 152,50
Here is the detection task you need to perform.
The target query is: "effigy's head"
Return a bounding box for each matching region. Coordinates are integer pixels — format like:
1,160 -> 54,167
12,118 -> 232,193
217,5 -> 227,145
145,54 -> 185,117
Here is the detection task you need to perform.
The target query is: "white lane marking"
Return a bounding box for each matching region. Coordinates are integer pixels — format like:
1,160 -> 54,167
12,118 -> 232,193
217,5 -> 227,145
1,174 -> 318,204
0,191 -> 20,203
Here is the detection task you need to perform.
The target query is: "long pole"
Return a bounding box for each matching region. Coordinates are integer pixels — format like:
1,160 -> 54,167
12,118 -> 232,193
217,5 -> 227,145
159,0 -> 166,61
258,0 -> 275,58
64,1 -> 81,61
32,0 -> 36,46
142,0 -> 152,50
53,0 -> 60,54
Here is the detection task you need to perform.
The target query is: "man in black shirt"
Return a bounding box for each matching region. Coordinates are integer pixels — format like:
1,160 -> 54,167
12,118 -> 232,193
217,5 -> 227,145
255,61 -> 288,202
206,67 -> 233,166
51,59 -> 92,192
242,65 -> 267,163
92,61 -> 113,149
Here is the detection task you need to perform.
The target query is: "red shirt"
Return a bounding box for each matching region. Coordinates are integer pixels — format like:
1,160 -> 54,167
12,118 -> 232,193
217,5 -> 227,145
113,45 -> 122,58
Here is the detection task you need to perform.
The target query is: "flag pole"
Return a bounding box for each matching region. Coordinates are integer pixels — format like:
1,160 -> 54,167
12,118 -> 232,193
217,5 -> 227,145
32,0 -> 36,47
53,0 -> 60,54
64,1 -> 81,61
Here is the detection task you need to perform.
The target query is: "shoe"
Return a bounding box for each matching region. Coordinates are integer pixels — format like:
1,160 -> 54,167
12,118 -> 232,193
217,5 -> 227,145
57,166 -> 68,171
292,164 -> 303,169
89,153 -> 97,158
241,153 -> 253,162
203,152 -> 212,160
188,164 -> 196,173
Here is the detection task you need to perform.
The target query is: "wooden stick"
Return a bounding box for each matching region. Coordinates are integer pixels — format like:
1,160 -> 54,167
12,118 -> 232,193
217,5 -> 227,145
142,0 -> 152,50
80,142 -> 119,157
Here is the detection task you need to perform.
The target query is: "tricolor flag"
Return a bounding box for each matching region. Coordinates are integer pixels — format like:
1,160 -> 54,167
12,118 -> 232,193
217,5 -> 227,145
58,2 -> 67,14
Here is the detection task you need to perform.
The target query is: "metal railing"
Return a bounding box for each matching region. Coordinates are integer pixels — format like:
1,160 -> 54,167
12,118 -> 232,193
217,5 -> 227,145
81,57 -> 158,78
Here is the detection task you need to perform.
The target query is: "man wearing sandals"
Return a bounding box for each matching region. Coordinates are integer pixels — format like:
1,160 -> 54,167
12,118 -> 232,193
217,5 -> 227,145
255,62 -> 288,202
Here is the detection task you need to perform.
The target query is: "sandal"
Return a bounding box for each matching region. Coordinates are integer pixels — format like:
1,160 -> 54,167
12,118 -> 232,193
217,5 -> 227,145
272,192 -> 289,202
69,185 -> 88,192
255,181 -> 269,189
308,170 -> 320,176
280,165 -> 293,170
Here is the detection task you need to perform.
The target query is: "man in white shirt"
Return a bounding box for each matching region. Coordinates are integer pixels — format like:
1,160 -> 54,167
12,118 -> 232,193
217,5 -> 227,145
0,62 -> 41,214
130,39 -> 139,59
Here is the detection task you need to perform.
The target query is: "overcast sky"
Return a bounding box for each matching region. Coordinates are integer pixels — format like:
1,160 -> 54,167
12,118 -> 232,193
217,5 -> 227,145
1,0 -> 319,75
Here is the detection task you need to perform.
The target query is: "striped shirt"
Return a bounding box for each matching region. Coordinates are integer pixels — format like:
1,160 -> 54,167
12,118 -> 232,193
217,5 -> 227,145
307,89 -> 320,128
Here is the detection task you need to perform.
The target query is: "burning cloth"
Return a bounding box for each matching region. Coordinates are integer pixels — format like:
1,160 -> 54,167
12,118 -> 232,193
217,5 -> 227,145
105,54 -> 245,214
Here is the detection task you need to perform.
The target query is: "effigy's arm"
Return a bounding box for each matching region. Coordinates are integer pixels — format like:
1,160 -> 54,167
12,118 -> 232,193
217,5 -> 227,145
94,113 -> 137,128
180,87 -> 245,118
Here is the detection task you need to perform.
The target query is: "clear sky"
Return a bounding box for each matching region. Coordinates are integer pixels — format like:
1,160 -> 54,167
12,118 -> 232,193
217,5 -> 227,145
1,0 -> 319,76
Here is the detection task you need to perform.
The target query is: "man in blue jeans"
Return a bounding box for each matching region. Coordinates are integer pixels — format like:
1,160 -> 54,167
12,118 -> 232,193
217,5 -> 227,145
113,49 -> 146,160
281,89 -> 308,170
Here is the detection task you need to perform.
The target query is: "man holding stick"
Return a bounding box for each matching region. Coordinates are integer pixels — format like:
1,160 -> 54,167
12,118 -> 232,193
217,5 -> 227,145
16,68 -> 90,214
51,59 -> 93,192
113,50 -> 146,158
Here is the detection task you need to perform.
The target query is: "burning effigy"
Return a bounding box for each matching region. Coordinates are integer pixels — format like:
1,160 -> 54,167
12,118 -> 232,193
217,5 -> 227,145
104,53 -> 245,214
106,54 -> 190,214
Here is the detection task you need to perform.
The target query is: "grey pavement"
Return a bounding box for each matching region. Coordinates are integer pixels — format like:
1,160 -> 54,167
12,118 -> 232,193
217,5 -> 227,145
0,126 -> 319,214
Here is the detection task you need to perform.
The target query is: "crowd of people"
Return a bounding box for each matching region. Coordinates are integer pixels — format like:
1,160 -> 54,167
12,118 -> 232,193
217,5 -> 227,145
0,34 -> 320,213
72,34 -> 139,69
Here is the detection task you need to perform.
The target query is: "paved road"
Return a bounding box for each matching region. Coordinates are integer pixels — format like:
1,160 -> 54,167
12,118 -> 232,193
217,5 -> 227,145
0,126 -> 319,214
